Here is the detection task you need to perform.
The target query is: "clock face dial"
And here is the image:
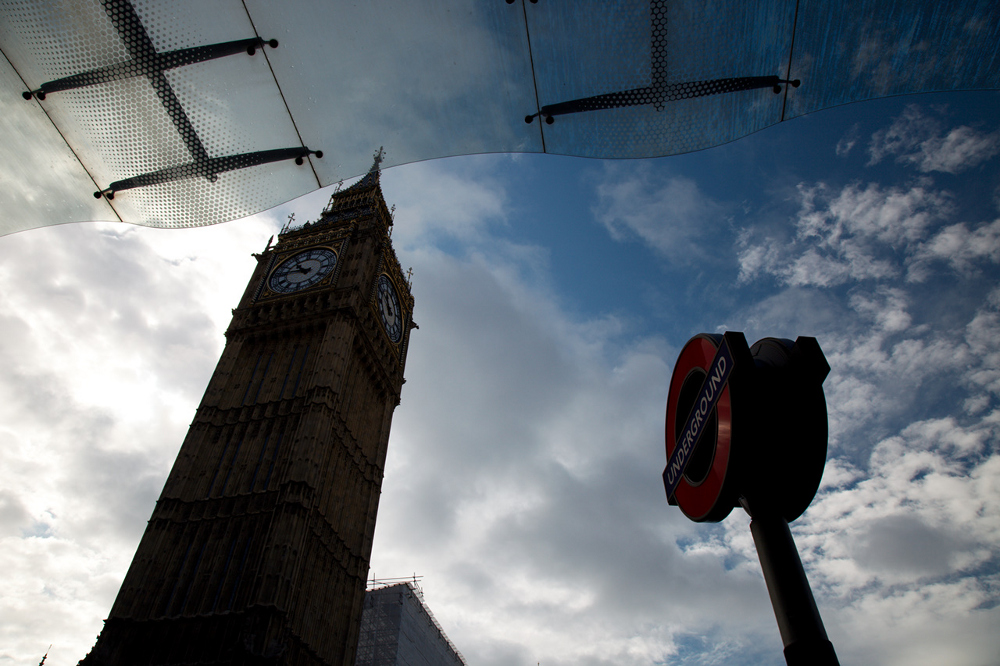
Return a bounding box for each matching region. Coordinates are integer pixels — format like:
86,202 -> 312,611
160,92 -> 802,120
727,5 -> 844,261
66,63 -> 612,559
268,248 -> 337,294
376,274 -> 403,343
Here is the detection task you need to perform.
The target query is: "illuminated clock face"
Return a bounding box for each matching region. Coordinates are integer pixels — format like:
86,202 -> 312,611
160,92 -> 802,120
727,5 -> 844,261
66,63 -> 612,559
376,274 -> 403,343
268,248 -> 337,293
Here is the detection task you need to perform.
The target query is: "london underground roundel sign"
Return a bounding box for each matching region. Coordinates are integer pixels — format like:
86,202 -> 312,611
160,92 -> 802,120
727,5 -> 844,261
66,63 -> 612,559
664,332 -> 831,523
664,333 -> 747,522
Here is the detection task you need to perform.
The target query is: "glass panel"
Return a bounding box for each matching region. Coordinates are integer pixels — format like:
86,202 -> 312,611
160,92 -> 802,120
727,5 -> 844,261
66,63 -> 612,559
0,50 -> 118,234
525,0 -> 793,158
132,0 -> 257,52
163,55 -> 304,160
0,0 -> 128,82
526,0 -> 651,104
243,0 -> 540,183
0,0 -> 997,232
785,0 -> 1000,120
1,0 -> 317,228
106,157 -> 318,229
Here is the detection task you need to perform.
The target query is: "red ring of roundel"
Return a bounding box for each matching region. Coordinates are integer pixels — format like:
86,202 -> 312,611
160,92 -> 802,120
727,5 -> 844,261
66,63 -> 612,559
665,335 -> 733,521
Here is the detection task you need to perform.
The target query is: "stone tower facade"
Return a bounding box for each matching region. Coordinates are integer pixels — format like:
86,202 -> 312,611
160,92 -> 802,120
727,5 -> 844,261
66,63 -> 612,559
82,157 -> 414,666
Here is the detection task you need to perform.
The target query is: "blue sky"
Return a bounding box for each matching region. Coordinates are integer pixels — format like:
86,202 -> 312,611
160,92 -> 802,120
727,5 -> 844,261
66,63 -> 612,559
1,90 -> 999,666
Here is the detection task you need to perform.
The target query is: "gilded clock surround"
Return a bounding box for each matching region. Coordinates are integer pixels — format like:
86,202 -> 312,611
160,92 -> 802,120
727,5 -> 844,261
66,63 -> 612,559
266,247 -> 338,294
261,240 -> 347,298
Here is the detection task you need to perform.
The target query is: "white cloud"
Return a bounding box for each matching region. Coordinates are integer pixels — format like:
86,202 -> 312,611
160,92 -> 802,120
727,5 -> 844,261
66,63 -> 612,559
733,167 -> 1000,461
868,105 -> 1000,174
592,163 -> 725,265
0,217 -> 276,665
1,165 -> 756,666
908,218 -> 1000,281
722,151 -> 1000,661
376,156 -> 1000,666
4,139 -> 1000,666
734,272 -> 1000,462
373,245 -> 763,666
790,413 -> 1000,665
836,123 -> 861,157
383,156 -> 509,246
963,287 -> 1000,397
849,286 -> 911,332
739,176 -> 1000,289
738,181 -> 953,287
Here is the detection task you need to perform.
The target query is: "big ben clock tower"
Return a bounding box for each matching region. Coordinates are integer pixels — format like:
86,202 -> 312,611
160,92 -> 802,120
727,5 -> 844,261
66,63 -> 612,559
81,151 -> 414,666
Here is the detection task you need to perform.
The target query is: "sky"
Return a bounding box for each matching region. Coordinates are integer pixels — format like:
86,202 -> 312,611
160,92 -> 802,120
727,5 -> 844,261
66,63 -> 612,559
1,90 -> 999,666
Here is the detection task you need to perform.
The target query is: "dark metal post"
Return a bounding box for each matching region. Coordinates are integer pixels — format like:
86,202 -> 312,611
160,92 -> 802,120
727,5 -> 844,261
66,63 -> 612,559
748,509 -> 840,666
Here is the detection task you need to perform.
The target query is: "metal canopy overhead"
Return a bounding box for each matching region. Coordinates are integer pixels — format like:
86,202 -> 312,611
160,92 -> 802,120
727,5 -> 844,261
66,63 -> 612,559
1,0 -> 997,235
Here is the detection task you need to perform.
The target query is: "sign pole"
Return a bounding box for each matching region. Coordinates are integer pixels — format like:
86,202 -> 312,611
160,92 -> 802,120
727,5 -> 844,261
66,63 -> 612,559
742,499 -> 840,666
664,333 -> 838,663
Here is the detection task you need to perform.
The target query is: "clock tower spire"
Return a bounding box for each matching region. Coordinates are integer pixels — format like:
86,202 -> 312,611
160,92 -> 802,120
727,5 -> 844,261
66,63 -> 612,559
82,154 -> 414,666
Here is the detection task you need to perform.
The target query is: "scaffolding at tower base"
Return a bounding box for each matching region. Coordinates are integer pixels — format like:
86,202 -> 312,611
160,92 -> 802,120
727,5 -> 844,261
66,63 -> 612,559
355,582 -> 467,666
